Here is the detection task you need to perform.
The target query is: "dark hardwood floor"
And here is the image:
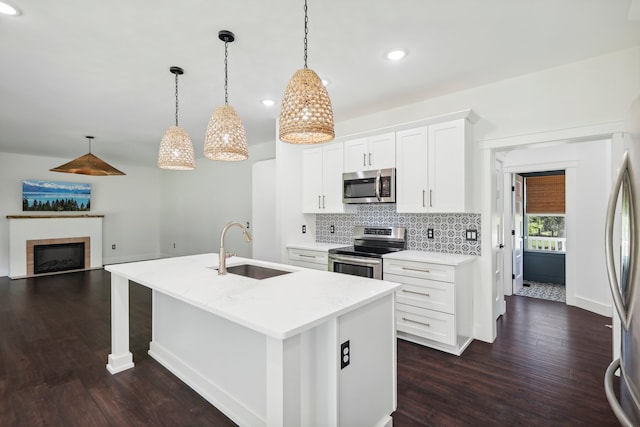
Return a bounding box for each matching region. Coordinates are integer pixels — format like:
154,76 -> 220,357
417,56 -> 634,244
0,270 -> 619,426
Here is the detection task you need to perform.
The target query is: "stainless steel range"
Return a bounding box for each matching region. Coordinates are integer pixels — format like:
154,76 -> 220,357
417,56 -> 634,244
328,226 -> 406,279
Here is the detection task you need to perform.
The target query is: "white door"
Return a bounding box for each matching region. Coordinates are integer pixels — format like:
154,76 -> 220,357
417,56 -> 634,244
396,127 -> 428,213
512,174 -> 524,294
343,137 -> 368,173
493,158 -> 506,319
368,132 -> 396,170
428,119 -> 466,212
322,143 -> 346,212
301,147 -> 324,213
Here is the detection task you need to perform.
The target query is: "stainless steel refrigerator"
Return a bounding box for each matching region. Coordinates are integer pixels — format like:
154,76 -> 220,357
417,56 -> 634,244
605,95 -> 640,426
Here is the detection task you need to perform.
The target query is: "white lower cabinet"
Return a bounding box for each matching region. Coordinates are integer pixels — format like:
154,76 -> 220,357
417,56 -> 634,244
287,248 -> 329,271
383,255 -> 475,355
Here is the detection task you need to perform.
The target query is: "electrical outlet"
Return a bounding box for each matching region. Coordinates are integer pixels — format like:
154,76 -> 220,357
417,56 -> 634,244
111,244 -> 116,250
330,225 -> 335,234
340,340 -> 350,369
173,243 -> 176,248
465,229 -> 478,241
427,228 -> 434,239
246,221 -> 250,229
302,225 -> 306,234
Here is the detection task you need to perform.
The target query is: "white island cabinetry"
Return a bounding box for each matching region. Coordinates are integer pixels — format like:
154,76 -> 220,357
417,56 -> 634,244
383,251 -> 476,355
106,254 -> 399,427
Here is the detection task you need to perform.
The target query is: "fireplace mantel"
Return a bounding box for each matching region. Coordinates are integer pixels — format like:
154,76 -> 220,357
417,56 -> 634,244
8,216 -> 103,278
7,215 -> 104,219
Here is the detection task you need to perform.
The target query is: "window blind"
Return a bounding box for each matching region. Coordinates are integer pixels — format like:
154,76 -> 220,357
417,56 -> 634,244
525,175 -> 565,214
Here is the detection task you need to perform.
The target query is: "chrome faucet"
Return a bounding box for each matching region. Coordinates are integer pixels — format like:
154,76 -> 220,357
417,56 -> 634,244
218,221 -> 252,275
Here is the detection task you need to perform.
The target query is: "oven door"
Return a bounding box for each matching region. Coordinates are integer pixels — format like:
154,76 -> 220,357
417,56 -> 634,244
328,253 -> 382,280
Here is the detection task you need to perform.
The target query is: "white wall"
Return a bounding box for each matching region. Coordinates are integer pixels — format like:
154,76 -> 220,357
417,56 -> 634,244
158,142 -> 275,260
503,140 -> 612,316
0,152 -> 162,276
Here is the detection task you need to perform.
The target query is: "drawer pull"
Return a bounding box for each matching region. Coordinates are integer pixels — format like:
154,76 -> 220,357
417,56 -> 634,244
402,317 -> 430,327
401,289 -> 430,297
401,266 -> 431,273
299,254 -> 316,259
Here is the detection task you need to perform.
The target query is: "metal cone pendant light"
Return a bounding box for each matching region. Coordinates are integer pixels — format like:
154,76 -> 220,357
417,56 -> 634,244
279,0 -> 334,144
158,66 -> 195,170
50,136 -> 125,176
204,30 -> 248,161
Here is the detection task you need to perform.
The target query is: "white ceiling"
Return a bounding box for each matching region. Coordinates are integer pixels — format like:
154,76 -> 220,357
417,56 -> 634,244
1,0 -> 639,168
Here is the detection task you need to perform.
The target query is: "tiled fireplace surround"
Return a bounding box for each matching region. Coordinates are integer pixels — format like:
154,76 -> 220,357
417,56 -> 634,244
316,204 -> 481,256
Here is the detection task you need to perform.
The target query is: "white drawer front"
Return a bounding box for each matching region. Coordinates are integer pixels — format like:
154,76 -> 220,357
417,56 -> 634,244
287,249 -> 328,266
393,279 -> 454,314
396,303 -> 455,345
384,259 -> 454,282
289,260 -> 328,271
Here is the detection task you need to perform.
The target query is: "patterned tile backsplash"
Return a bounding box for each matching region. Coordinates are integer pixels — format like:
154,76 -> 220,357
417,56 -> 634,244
316,204 -> 481,256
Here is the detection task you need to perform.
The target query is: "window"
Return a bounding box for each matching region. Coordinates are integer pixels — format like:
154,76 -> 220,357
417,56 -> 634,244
526,214 -> 565,251
524,173 -> 566,252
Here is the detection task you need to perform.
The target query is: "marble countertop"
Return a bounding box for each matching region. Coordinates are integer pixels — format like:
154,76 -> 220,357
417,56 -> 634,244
382,250 -> 477,266
106,253 -> 400,340
286,242 -> 348,251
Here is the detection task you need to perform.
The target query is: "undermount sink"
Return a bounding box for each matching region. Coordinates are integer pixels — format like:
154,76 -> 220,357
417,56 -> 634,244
221,264 -> 292,280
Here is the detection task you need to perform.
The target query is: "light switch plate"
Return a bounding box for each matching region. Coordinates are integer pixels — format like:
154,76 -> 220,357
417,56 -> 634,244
465,229 -> 478,241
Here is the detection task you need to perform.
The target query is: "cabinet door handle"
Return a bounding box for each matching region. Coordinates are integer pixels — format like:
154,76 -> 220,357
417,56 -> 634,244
322,195 -> 325,209
318,195 -> 321,209
422,190 -> 426,207
401,266 -> 431,273
368,152 -> 372,166
401,289 -> 431,297
430,189 -> 433,207
363,153 -> 366,167
402,317 -> 430,327
299,254 -> 316,259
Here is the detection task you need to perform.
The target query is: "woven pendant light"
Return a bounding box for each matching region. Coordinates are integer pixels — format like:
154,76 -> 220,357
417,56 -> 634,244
158,66 -> 195,170
204,30 -> 248,162
279,0 -> 334,144
50,136 -> 125,176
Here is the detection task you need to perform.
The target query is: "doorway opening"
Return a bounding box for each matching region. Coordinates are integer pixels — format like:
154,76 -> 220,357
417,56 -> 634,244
513,171 -> 566,302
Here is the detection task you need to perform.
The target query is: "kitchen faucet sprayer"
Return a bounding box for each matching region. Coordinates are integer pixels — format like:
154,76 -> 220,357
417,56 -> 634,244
218,221 -> 252,275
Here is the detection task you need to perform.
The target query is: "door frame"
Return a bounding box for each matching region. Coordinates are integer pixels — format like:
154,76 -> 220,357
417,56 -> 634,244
502,161 -> 576,306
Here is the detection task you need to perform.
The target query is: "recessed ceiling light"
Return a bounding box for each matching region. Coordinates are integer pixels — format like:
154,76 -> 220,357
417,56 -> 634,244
386,49 -> 408,61
261,99 -> 275,107
0,1 -> 20,16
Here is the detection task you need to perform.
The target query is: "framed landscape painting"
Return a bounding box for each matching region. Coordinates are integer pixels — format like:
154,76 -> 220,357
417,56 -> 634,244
22,180 -> 91,211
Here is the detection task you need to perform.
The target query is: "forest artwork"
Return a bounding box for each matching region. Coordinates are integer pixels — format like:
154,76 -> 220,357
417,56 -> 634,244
22,180 -> 91,211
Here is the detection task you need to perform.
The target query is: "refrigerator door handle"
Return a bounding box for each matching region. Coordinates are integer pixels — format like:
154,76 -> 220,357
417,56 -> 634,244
605,150 -> 635,329
604,358 -> 636,427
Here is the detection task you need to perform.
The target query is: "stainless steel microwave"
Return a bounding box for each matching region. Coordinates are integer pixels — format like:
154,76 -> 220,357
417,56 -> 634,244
343,168 -> 396,204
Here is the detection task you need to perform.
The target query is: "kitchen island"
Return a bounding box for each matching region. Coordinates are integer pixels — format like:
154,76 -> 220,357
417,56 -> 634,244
105,254 -> 400,427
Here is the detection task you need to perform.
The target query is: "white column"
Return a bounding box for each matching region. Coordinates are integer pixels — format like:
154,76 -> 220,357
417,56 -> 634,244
106,273 -> 134,374
266,335 -> 301,427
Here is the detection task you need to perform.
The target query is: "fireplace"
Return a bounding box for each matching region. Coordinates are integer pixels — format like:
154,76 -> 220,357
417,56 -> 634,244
34,242 -> 85,274
26,237 -> 91,276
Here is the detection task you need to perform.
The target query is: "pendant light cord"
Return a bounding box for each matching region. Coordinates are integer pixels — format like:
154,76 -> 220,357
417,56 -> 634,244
174,72 -> 180,127
224,40 -> 229,105
303,0 -> 308,69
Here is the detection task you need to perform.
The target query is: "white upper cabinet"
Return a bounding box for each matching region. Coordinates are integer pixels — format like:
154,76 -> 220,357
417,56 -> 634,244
396,127 -> 429,212
396,118 -> 472,213
344,132 -> 396,172
302,142 -> 349,213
